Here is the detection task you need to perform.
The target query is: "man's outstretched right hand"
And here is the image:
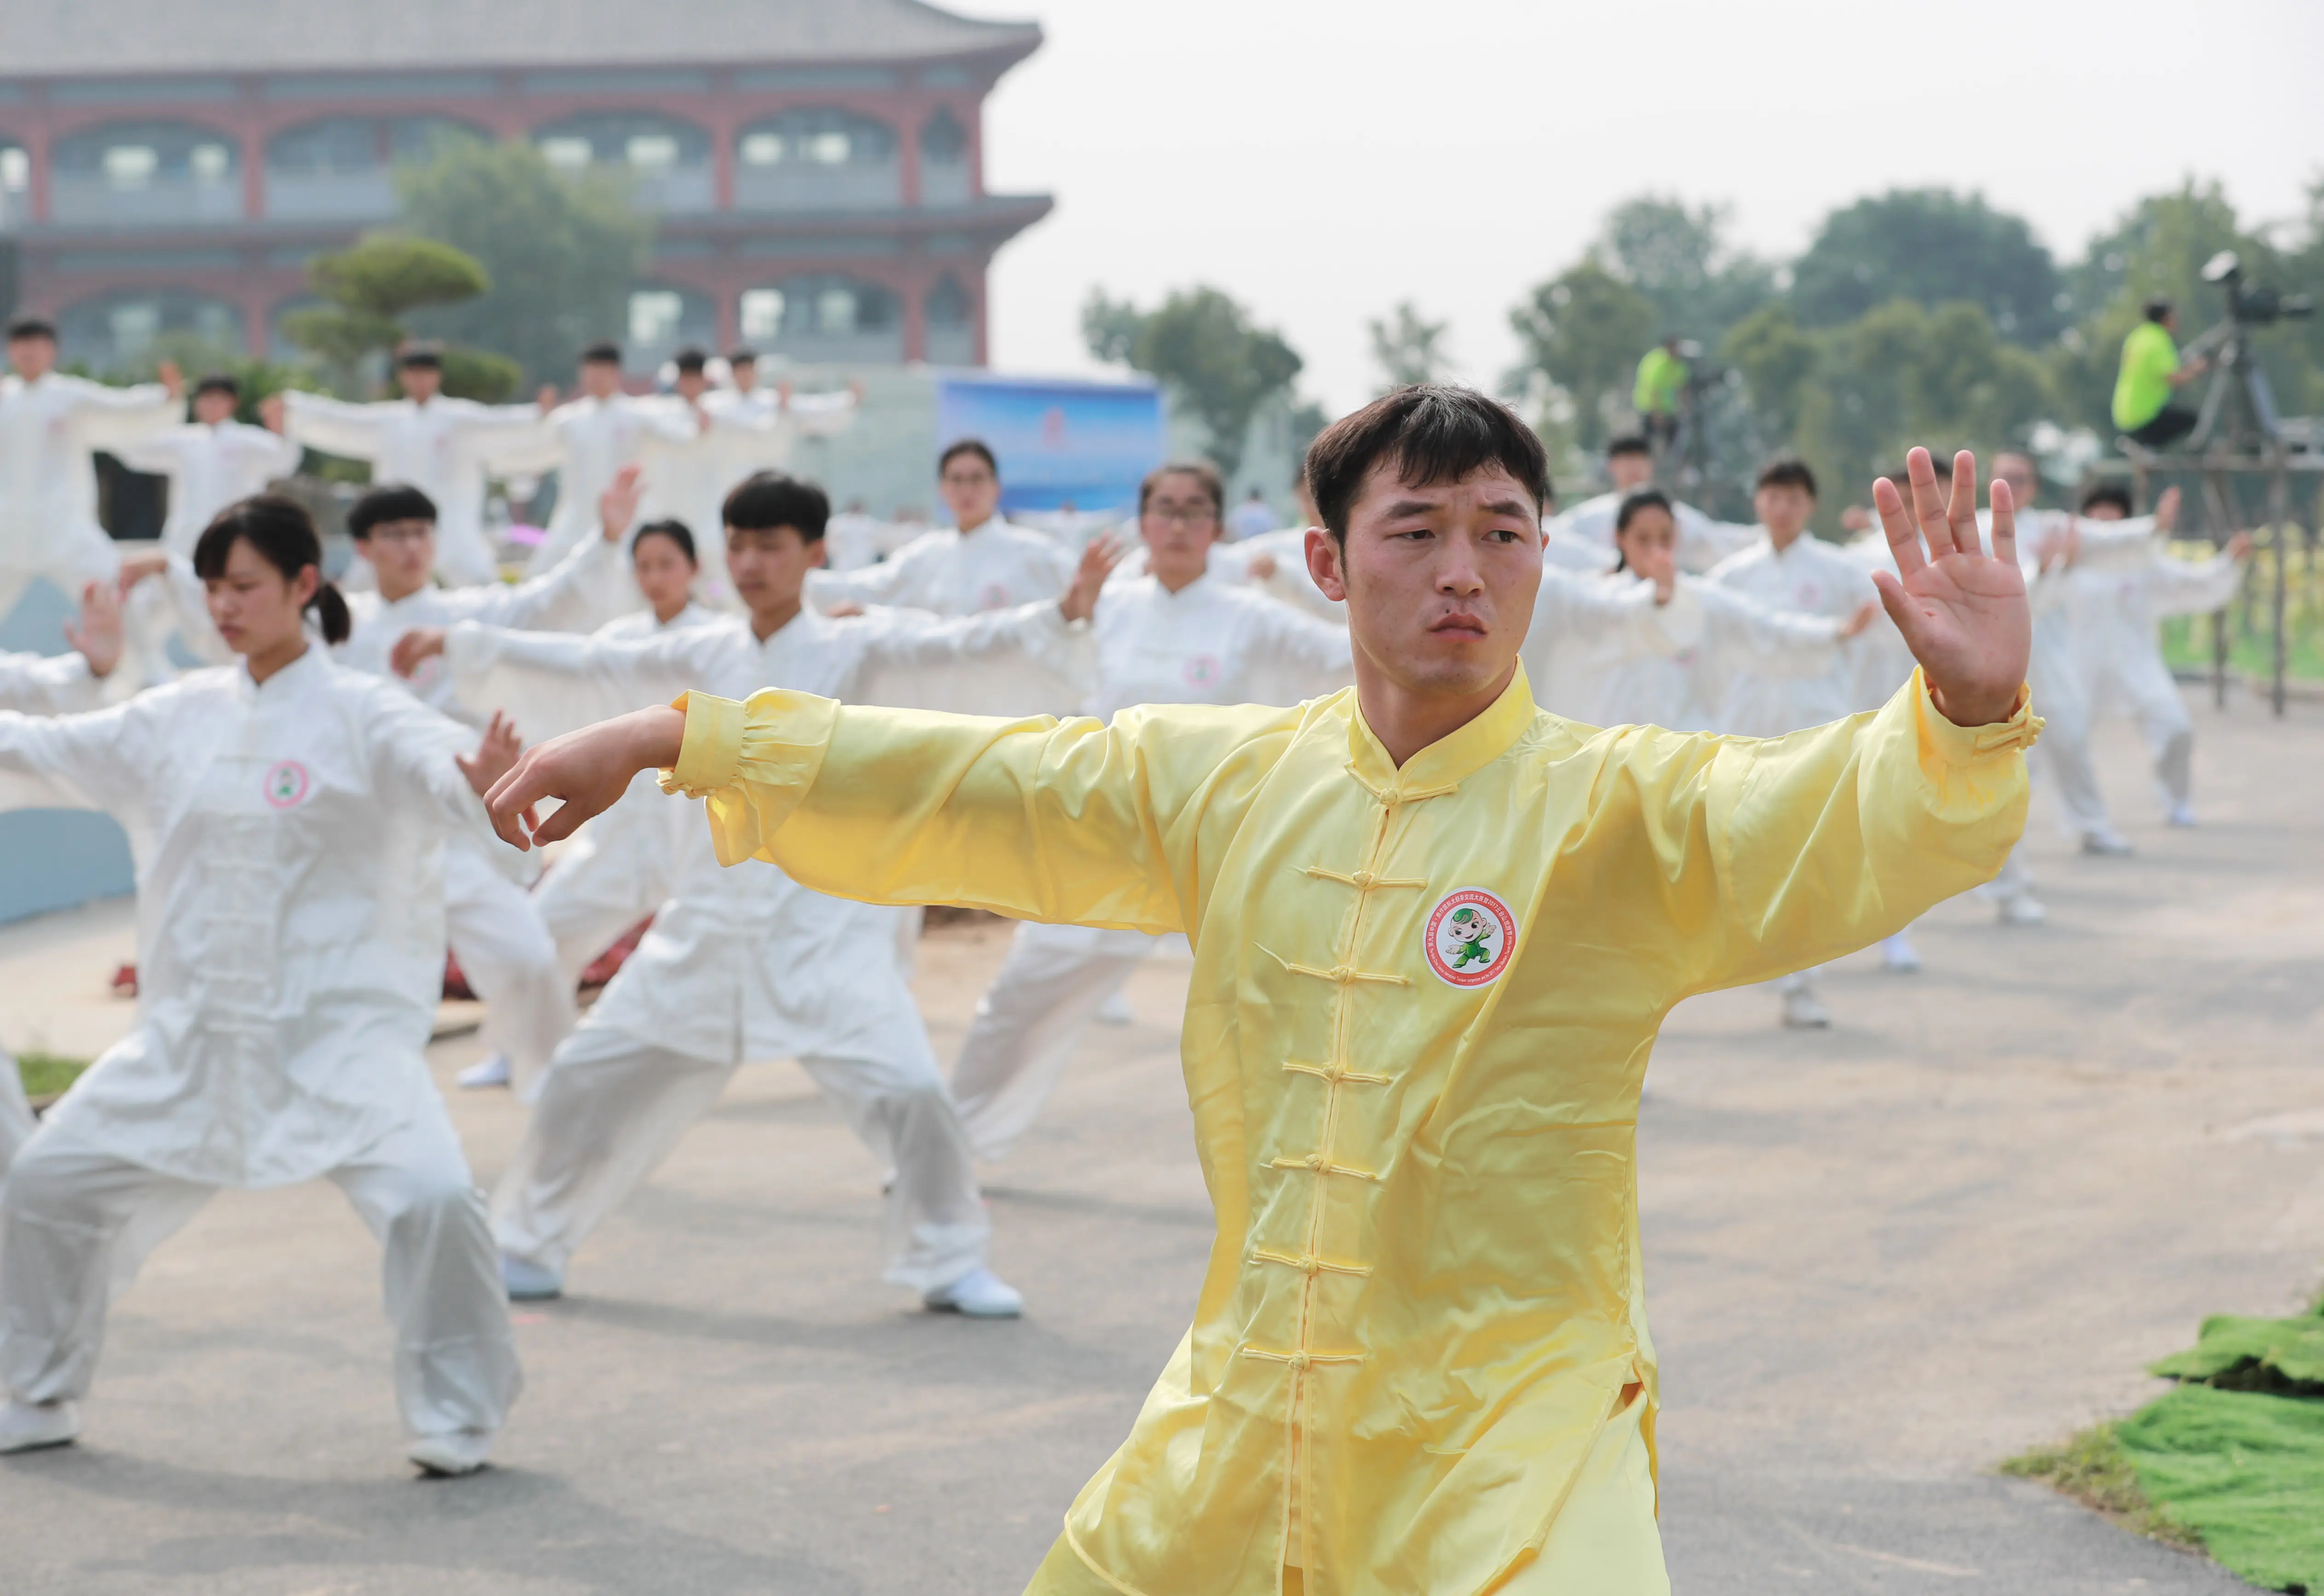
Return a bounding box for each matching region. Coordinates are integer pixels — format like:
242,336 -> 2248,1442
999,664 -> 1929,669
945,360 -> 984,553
483,703 -> 685,850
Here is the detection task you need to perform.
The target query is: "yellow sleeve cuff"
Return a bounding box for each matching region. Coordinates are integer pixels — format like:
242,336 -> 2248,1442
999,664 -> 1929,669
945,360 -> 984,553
1909,668 -> 2043,762
663,689 -> 744,798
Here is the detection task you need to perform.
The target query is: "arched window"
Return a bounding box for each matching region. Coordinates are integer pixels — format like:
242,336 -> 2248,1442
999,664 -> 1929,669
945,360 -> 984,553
733,110 -> 901,212
742,275 -> 904,364
263,115 -> 486,222
918,109 -> 973,208
0,139 -> 27,231
625,282 -> 717,376
533,112 -> 713,213
52,122 -> 242,226
59,290 -> 244,375
926,276 -> 975,366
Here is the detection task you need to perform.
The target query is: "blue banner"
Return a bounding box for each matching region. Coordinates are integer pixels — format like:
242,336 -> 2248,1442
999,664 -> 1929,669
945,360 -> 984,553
934,374 -> 1166,516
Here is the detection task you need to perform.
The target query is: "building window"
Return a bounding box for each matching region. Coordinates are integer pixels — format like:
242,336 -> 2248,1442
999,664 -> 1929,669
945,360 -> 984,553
389,117 -> 486,165
628,289 -> 686,348
533,112 -> 712,213
927,276 -> 971,328
739,288 -> 786,343
101,145 -> 160,190
921,109 -> 968,165
0,147 -> 27,193
735,110 -> 897,168
743,276 -> 904,363
59,290 -> 244,374
541,137 -> 592,173
732,111 -> 901,213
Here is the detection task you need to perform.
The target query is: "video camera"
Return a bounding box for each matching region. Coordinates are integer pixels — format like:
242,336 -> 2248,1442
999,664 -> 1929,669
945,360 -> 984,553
2203,251 -> 2314,328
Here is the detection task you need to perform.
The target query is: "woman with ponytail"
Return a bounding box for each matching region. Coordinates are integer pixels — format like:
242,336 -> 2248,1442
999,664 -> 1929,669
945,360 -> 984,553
0,493 -> 526,1476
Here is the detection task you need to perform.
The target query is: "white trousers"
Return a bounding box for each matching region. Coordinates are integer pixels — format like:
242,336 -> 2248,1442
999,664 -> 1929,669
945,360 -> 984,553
952,922 -> 1159,1163
532,833 -> 668,993
0,1106 -> 520,1439
2090,652 -> 2195,811
445,842 -> 574,1100
0,1049 -> 36,1178
492,1005 -> 990,1294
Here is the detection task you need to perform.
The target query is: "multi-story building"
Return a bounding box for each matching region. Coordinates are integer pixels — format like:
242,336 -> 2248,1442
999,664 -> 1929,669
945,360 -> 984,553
0,0 -> 1051,377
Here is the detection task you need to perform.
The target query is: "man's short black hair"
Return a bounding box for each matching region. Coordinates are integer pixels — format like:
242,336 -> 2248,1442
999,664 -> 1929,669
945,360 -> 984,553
674,347 -> 709,376
193,373 -> 241,401
723,471 -> 827,542
1605,432 -> 1652,459
580,341 -> 621,366
938,437 -> 998,478
1755,456 -> 1818,498
396,343 -> 443,371
2080,483 -> 2135,516
2144,296 -> 2174,324
632,517 -> 698,564
1302,383 -> 1549,542
347,482 -> 440,539
727,347 -> 758,367
5,316 -> 58,342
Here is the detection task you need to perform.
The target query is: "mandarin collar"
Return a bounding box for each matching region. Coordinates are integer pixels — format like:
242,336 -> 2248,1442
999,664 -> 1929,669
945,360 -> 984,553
238,644 -> 328,703
1346,662 -> 1537,798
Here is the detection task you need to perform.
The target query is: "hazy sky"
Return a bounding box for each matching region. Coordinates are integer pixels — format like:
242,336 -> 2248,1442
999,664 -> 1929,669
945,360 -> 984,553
963,0 -> 2324,415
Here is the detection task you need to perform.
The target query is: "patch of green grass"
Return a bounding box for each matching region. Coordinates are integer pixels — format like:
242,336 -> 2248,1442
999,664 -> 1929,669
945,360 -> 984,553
15,1050 -> 90,1099
2116,1385 -> 2324,1594
2152,1314 -> 2324,1396
2002,1423 -> 2203,1550
2162,614 -> 2324,683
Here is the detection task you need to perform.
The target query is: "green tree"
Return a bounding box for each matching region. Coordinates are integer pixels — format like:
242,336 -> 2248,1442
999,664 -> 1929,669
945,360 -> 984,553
1719,301 -> 1820,454
1597,195 -> 1777,344
1790,188 -> 2065,344
281,234 -> 491,384
397,139 -> 652,387
1507,257 -> 1656,452
1081,285 -> 1303,482
1367,300 -> 1451,392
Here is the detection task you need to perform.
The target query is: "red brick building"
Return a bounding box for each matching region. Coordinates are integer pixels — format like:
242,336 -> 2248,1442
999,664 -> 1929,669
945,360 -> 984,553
0,0 -> 1051,376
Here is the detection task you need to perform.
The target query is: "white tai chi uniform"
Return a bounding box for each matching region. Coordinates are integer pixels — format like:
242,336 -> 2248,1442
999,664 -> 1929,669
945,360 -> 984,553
335,535 -> 625,1095
448,603 -> 1079,1293
115,418 -> 305,678
1515,563 -> 1724,723
0,649 -> 522,1443
0,648 -> 110,1169
1546,489 -> 1760,573
526,395 -> 699,577
284,392 -> 556,587
951,573 -> 1355,1161
1558,573 -> 1848,733
0,372 -> 176,623
497,601 -> 717,990
2066,531 -> 2246,820
1709,532 -> 1884,992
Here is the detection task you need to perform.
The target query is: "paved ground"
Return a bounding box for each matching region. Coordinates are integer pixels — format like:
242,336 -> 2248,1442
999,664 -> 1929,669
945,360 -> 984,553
4,685 -> 2320,1594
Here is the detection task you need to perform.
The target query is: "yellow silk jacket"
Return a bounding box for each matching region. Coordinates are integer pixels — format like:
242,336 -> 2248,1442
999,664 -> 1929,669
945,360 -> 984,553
667,665 -> 2037,1596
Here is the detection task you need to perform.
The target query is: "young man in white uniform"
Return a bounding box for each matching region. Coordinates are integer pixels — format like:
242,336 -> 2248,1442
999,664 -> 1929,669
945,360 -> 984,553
284,347 -> 557,587
428,472 -> 1108,1317
1547,433 -> 1759,573
0,318 -> 181,627
334,482 -> 626,1097
526,343 -> 699,577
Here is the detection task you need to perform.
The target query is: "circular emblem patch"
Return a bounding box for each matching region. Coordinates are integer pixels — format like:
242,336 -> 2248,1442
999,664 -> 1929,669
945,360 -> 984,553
1183,653 -> 1222,689
262,760 -> 310,809
1424,888 -> 1517,988
978,581 -> 1014,611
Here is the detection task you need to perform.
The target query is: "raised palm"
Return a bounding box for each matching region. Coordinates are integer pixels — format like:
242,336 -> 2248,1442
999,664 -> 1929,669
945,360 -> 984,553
1868,448 -> 2030,728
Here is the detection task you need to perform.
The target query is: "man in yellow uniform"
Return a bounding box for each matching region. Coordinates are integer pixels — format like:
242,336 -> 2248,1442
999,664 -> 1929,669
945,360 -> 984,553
2113,296 -> 2208,451
1631,335 -> 1689,450
482,389 -> 2039,1596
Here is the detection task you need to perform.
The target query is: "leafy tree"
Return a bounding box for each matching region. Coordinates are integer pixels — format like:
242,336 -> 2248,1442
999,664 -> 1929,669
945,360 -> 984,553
397,139 -> 652,387
1367,300 -> 1451,392
1507,256 -> 1656,453
1081,285 -> 1303,482
1790,188 -> 2065,344
1719,302 -> 1820,447
1597,195 -> 1777,344
281,234 -> 491,384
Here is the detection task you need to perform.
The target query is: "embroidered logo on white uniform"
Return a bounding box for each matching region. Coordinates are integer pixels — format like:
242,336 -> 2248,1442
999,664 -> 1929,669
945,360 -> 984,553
1183,653 -> 1222,689
979,581 -> 1014,611
263,760 -> 310,809
1423,888 -> 1517,988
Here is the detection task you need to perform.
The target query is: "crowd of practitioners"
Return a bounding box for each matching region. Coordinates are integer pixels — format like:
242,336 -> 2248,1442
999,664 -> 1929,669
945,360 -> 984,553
0,313 -> 2246,1475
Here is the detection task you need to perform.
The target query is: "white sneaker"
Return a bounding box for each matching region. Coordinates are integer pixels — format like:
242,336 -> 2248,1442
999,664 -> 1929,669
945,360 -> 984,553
1879,933 -> 1922,973
457,1054 -> 512,1090
2081,829 -> 2137,856
2167,804 -> 2198,828
0,1399 -> 79,1454
1996,893 -> 2047,927
923,1266 -> 1024,1319
1095,991 -> 1136,1026
500,1252 -> 563,1301
1781,989 -> 1831,1029
409,1428 -> 495,1477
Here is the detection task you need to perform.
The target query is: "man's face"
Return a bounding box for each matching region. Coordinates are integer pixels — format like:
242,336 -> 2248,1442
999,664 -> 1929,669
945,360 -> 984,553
675,372 -> 710,403
731,360 -> 758,394
355,517 -> 436,595
1141,472 -> 1220,588
580,361 -> 621,401
1308,462 -> 1542,702
631,533 -> 696,614
1755,483 -> 1815,541
192,390 -> 237,426
1607,450 -> 1654,493
7,334 -> 57,381
940,454 -> 1001,530
726,523 -> 826,615
2162,312 -> 2178,336
399,365 -> 442,403
1614,507 -> 1679,585
1994,453 -> 2039,509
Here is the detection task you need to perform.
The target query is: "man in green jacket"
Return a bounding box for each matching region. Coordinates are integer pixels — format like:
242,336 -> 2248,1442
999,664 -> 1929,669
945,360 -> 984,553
2113,297 -> 2207,451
